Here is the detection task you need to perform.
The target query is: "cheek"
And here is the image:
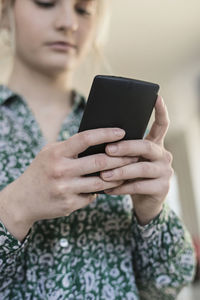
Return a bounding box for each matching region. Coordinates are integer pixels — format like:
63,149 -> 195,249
14,7 -> 48,51
77,20 -> 97,52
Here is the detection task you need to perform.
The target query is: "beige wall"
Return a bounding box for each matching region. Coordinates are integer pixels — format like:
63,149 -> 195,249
75,0 -> 200,240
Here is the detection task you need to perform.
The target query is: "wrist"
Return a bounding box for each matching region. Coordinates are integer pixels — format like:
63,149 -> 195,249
134,207 -> 163,226
131,197 -> 163,225
0,180 -> 33,241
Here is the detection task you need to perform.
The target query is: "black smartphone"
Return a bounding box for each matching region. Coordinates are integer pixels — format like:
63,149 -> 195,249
78,75 -> 160,178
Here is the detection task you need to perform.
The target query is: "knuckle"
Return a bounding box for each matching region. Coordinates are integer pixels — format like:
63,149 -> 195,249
94,154 -> 107,170
139,163 -> 148,176
93,179 -> 104,191
150,163 -> 159,176
118,167 -> 125,178
50,182 -> 64,197
50,161 -> 74,179
168,166 -> 174,178
47,163 -> 57,178
160,164 -> 174,180
158,178 -> 170,195
52,166 -> 64,179
165,151 -> 173,163
144,139 -> 153,153
80,131 -> 92,147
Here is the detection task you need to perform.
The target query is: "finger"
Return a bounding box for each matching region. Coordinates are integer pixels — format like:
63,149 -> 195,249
105,139 -> 163,161
146,96 -> 170,145
72,154 -> 137,176
105,178 -> 166,196
58,128 -> 125,158
101,161 -> 161,181
71,176 -> 124,193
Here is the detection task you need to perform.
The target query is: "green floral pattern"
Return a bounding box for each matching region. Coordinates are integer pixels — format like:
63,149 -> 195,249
0,85 -> 196,299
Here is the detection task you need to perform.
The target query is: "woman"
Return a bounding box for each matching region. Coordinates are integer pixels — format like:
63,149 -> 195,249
0,0 -> 196,299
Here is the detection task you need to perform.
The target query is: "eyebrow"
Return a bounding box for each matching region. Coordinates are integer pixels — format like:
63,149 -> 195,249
76,0 -> 96,4
78,0 -> 96,2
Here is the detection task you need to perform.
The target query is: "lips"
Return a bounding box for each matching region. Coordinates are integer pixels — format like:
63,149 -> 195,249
47,41 -> 77,51
54,41 -> 76,47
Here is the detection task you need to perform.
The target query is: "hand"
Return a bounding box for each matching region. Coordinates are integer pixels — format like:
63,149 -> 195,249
7,127 -> 136,229
101,96 -> 174,225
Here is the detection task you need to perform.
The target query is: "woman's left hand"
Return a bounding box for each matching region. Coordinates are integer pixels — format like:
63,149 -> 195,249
101,96 -> 174,225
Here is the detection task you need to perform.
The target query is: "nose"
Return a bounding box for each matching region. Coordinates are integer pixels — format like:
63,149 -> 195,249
54,3 -> 79,32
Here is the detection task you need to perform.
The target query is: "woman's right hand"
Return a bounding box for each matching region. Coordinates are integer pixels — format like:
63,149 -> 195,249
0,128 -> 134,240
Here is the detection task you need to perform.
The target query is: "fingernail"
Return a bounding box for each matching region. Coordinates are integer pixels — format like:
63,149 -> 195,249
107,144 -> 118,153
114,129 -> 125,137
103,170 -> 114,178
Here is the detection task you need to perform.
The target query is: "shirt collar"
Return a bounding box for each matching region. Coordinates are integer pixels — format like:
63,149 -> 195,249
0,84 -> 86,111
0,84 -> 17,105
71,89 -> 86,112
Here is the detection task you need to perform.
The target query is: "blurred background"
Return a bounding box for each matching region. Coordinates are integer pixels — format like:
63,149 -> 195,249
0,0 -> 200,298
77,1 -> 200,298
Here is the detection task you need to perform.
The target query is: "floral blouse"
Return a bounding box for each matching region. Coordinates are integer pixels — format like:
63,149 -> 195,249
0,84 -> 196,300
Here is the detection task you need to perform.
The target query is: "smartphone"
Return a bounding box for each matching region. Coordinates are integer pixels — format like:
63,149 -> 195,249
78,75 -> 160,178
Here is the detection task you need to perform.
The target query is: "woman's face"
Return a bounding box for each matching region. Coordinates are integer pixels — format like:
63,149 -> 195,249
12,0 -> 98,74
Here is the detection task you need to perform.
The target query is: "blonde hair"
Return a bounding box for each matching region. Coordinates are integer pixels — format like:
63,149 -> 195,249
0,0 -> 16,83
0,0 -> 113,83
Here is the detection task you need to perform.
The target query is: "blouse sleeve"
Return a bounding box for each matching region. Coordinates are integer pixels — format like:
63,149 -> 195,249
131,203 -> 196,300
0,220 -> 31,290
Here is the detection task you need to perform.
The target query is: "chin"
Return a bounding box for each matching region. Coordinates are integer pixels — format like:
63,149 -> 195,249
32,50 -> 83,75
38,59 -> 77,75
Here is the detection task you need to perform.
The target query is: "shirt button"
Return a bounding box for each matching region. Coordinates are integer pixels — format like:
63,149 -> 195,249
63,130 -> 70,140
60,238 -> 69,248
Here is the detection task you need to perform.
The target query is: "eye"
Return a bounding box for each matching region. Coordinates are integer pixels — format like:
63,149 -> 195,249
34,1 -> 55,8
76,7 -> 91,16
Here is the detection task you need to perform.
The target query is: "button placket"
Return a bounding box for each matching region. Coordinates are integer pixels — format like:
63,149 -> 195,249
60,238 -> 69,248
62,130 -> 70,140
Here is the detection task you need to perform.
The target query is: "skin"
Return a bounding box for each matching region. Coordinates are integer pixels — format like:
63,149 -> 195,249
102,96 -> 174,225
12,0 -> 98,73
6,0 -> 100,107
0,0 -> 173,241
